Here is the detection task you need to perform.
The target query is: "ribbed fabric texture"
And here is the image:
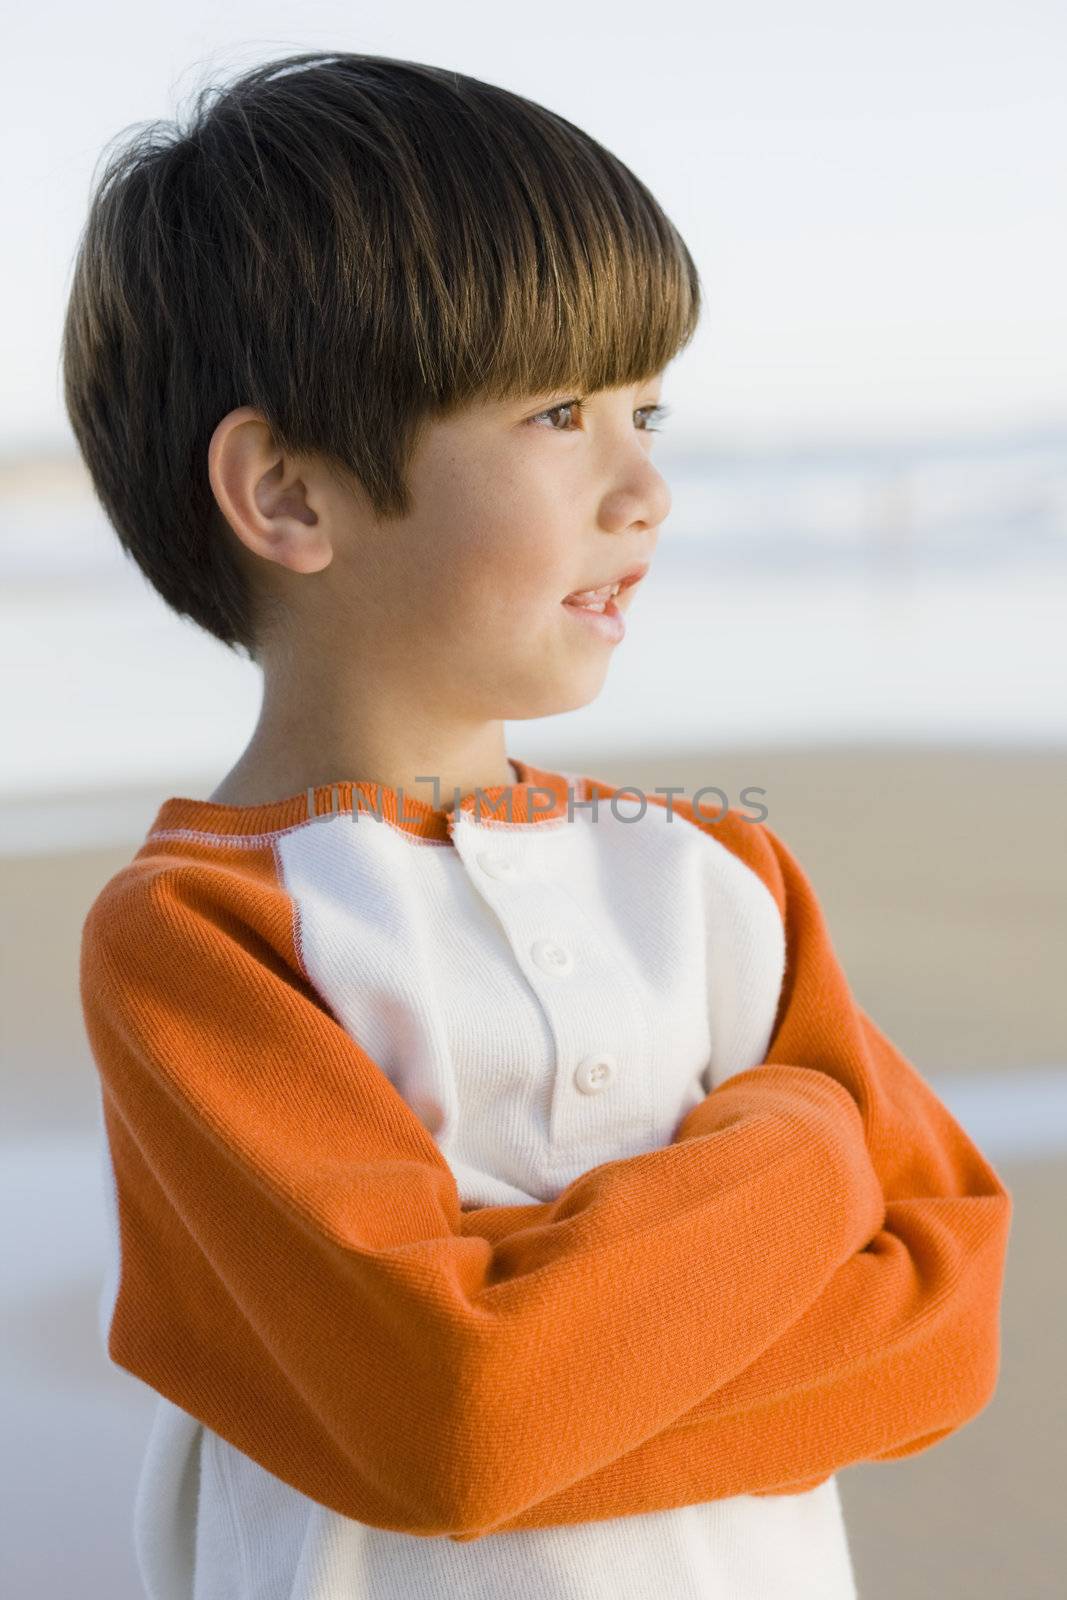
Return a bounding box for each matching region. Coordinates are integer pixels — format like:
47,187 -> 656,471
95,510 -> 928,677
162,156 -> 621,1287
79,757 -> 1012,1599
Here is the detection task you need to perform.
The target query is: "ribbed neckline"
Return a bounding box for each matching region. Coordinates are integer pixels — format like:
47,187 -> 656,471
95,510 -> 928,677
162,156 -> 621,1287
145,757 -> 585,843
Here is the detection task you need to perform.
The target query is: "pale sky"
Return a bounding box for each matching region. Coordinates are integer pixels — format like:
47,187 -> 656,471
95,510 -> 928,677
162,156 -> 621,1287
4,0 -> 1065,452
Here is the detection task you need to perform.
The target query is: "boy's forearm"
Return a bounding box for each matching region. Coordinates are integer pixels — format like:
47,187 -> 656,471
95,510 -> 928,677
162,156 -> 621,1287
456,1073 -> 1009,1537
468,1175 -> 1009,1537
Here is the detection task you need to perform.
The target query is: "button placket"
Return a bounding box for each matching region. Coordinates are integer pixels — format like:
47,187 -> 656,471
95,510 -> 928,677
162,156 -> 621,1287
451,812 -> 655,1159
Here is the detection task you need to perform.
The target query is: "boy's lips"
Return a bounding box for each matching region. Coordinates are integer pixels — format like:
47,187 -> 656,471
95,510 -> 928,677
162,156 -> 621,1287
559,561 -> 651,645
561,562 -> 650,604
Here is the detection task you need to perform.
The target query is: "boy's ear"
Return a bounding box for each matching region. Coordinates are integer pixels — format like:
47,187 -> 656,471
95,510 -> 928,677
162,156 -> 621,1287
208,405 -> 334,575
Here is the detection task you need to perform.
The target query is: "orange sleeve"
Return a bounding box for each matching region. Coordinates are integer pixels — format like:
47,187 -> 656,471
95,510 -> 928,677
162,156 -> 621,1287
472,820 -> 1013,1535
81,851 -> 883,1542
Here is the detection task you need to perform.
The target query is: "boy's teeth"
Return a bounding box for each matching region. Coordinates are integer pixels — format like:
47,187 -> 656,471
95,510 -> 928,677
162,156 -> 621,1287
565,581 -> 621,606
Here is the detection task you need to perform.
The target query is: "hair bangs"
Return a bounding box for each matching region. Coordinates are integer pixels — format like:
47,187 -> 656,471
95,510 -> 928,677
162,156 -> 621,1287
394,90 -> 701,411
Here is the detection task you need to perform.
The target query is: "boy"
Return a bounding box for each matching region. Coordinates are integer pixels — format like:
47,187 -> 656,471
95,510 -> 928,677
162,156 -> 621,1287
67,51 -> 1012,1600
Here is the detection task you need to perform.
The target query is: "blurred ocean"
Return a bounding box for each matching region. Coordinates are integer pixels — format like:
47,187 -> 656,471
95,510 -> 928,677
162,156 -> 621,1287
2,425 -> 1065,828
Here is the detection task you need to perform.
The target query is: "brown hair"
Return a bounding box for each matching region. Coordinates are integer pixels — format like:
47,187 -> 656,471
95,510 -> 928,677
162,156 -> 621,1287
61,52 -> 702,660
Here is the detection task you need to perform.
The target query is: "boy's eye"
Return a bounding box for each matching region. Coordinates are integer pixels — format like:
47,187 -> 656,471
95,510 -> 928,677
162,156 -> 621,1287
529,398 -> 672,433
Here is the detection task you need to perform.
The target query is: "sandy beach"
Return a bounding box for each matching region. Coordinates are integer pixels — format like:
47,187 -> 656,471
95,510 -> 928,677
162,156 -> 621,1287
2,741 -> 1064,1597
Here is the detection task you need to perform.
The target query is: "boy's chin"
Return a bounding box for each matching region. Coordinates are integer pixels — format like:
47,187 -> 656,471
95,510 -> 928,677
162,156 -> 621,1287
519,672 -> 610,721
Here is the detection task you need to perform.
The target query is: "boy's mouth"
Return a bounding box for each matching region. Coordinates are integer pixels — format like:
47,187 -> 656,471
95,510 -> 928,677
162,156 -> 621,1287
561,564 -> 649,613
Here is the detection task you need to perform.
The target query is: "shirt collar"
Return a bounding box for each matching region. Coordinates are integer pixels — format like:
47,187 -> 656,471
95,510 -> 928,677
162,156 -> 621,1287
147,757 -> 581,844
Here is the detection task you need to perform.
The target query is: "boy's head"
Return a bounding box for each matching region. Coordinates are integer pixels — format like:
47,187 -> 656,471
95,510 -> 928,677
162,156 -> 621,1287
62,52 -> 700,726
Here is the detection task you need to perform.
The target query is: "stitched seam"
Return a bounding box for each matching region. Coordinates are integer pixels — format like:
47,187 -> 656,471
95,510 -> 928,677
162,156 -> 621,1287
270,835 -> 313,988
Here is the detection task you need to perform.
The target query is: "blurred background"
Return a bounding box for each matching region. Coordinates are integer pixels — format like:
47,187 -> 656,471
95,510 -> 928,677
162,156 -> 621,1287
2,3 -> 1065,1595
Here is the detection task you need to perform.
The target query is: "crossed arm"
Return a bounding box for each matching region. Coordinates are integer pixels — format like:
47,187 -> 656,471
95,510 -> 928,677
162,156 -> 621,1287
81,823 -> 1011,1542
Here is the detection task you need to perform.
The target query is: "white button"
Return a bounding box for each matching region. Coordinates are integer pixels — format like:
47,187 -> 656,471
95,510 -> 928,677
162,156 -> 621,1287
574,1053 -> 617,1094
531,938 -> 574,976
476,850 -> 521,882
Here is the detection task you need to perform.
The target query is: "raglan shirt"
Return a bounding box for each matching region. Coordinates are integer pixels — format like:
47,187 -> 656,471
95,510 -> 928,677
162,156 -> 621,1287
79,757 -> 1013,1600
